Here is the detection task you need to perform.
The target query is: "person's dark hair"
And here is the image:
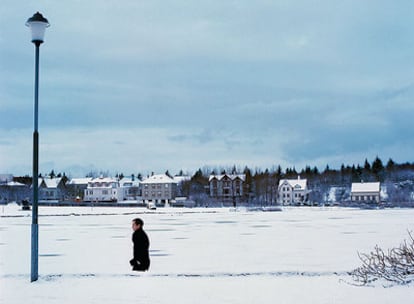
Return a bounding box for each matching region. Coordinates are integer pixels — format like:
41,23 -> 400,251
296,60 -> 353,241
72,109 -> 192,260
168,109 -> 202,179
133,218 -> 144,226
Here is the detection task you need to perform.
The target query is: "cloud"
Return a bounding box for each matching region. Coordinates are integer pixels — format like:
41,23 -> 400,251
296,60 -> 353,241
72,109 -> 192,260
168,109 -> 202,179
168,129 -> 216,144
1,0 -> 414,176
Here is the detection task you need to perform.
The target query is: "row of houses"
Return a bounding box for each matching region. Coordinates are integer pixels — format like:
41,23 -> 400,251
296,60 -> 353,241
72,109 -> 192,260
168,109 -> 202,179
207,174 -> 311,205
207,174 -> 381,205
278,177 -> 381,205
75,174 -> 181,205
0,174 -> 182,205
1,172 -> 382,206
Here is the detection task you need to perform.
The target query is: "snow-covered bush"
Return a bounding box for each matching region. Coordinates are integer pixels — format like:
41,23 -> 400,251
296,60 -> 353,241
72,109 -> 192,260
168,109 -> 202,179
350,231 -> 414,285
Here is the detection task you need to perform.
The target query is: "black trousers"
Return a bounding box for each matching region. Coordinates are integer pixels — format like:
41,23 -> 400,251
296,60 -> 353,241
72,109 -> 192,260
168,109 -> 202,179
130,259 -> 150,271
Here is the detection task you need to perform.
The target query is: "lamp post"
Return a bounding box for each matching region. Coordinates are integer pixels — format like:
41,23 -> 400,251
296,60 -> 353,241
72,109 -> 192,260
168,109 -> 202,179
26,11 -> 50,282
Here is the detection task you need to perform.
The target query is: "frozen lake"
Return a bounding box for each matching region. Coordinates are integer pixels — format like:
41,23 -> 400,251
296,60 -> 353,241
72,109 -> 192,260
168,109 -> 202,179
1,205 -> 413,303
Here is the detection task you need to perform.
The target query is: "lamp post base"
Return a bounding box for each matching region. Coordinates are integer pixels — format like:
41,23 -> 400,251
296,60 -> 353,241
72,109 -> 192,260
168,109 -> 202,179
31,223 -> 38,282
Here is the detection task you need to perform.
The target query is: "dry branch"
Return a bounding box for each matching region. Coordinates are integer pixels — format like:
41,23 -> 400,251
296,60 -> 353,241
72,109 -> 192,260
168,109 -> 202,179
350,231 -> 414,285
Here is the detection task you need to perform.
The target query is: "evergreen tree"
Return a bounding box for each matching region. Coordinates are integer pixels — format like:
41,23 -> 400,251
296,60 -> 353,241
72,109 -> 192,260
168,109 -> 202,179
372,156 -> 384,181
276,165 -> 282,177
192,169 -> 207,184
231,165 -> 237,174
386,158 -> 396,172
243,166 -> 253,201
351,165 -> 361,182
243,166 -> 252,185
364,159 -> 371,172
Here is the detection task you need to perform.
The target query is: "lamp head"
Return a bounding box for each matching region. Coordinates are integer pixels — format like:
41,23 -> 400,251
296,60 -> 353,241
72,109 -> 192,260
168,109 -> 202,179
26,12 -> 50,45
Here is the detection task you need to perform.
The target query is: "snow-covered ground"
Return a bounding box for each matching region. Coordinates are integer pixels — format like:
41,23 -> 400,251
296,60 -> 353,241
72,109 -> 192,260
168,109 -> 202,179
1,204 -> 413,303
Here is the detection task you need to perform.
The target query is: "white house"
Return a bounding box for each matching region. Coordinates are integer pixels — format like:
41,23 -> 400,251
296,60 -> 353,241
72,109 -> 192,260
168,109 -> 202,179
140,174 -> 177,206
83,177 -> 121,202
278,176 -> 309,205
351,182 -> 381,203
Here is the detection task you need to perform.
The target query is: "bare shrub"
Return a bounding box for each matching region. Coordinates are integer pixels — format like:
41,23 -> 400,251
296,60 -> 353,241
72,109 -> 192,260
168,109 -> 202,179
350,231 -> 414,285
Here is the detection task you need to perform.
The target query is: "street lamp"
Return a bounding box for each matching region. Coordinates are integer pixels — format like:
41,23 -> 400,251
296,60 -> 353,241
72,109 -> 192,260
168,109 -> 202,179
26,11 -> 50,282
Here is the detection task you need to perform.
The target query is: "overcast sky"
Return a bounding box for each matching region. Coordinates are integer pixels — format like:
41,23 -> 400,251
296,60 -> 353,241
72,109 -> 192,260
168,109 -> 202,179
1,1 -> 414,177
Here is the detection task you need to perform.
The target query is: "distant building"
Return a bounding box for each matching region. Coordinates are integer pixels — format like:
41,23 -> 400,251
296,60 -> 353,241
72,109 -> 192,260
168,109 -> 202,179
351,182 -> 380,203
278,176 -> 309,205
0,174 -> 13,184
38,177 -> 66,201
84,177 -> 120,202
67,178 -> 93,201
140,174 -> 177,206
0,179 -> 28,203
0,174 -> 14,203
208,173 -> 246,202
119,176 -> 140,201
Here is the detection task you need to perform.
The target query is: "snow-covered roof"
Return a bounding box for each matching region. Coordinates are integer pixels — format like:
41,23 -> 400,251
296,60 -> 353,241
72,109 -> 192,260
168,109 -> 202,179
278,178 -> 307,190
40,177 -> 62,189
119,177 -> 140,187
87,177 -> 119,189
173,175 -> 191,184
351,182 -> 380,193
141,174 -> 176,184
209,174 -> 246,182
89,177 -> 118,184
68,178 -> 93,185
6,181 -> 26,187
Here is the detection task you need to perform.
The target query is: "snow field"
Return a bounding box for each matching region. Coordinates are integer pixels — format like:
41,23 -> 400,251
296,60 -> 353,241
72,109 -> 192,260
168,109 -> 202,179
1,205 -> 414,303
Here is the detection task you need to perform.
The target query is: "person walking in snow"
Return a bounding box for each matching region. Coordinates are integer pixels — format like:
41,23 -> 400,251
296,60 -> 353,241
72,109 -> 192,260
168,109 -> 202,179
130,218 -> 150,271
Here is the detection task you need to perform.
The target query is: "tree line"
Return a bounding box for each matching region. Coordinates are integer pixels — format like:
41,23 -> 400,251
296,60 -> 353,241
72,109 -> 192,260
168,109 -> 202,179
179,157 -> 414,206
9,157 -> 414,206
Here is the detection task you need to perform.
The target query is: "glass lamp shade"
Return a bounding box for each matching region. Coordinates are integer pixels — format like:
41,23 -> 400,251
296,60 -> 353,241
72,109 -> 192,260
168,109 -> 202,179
26,12 -> 50,43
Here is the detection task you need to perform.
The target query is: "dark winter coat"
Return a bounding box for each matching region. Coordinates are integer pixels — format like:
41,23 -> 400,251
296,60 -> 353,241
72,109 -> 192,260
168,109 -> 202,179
131,228 -> 150,271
